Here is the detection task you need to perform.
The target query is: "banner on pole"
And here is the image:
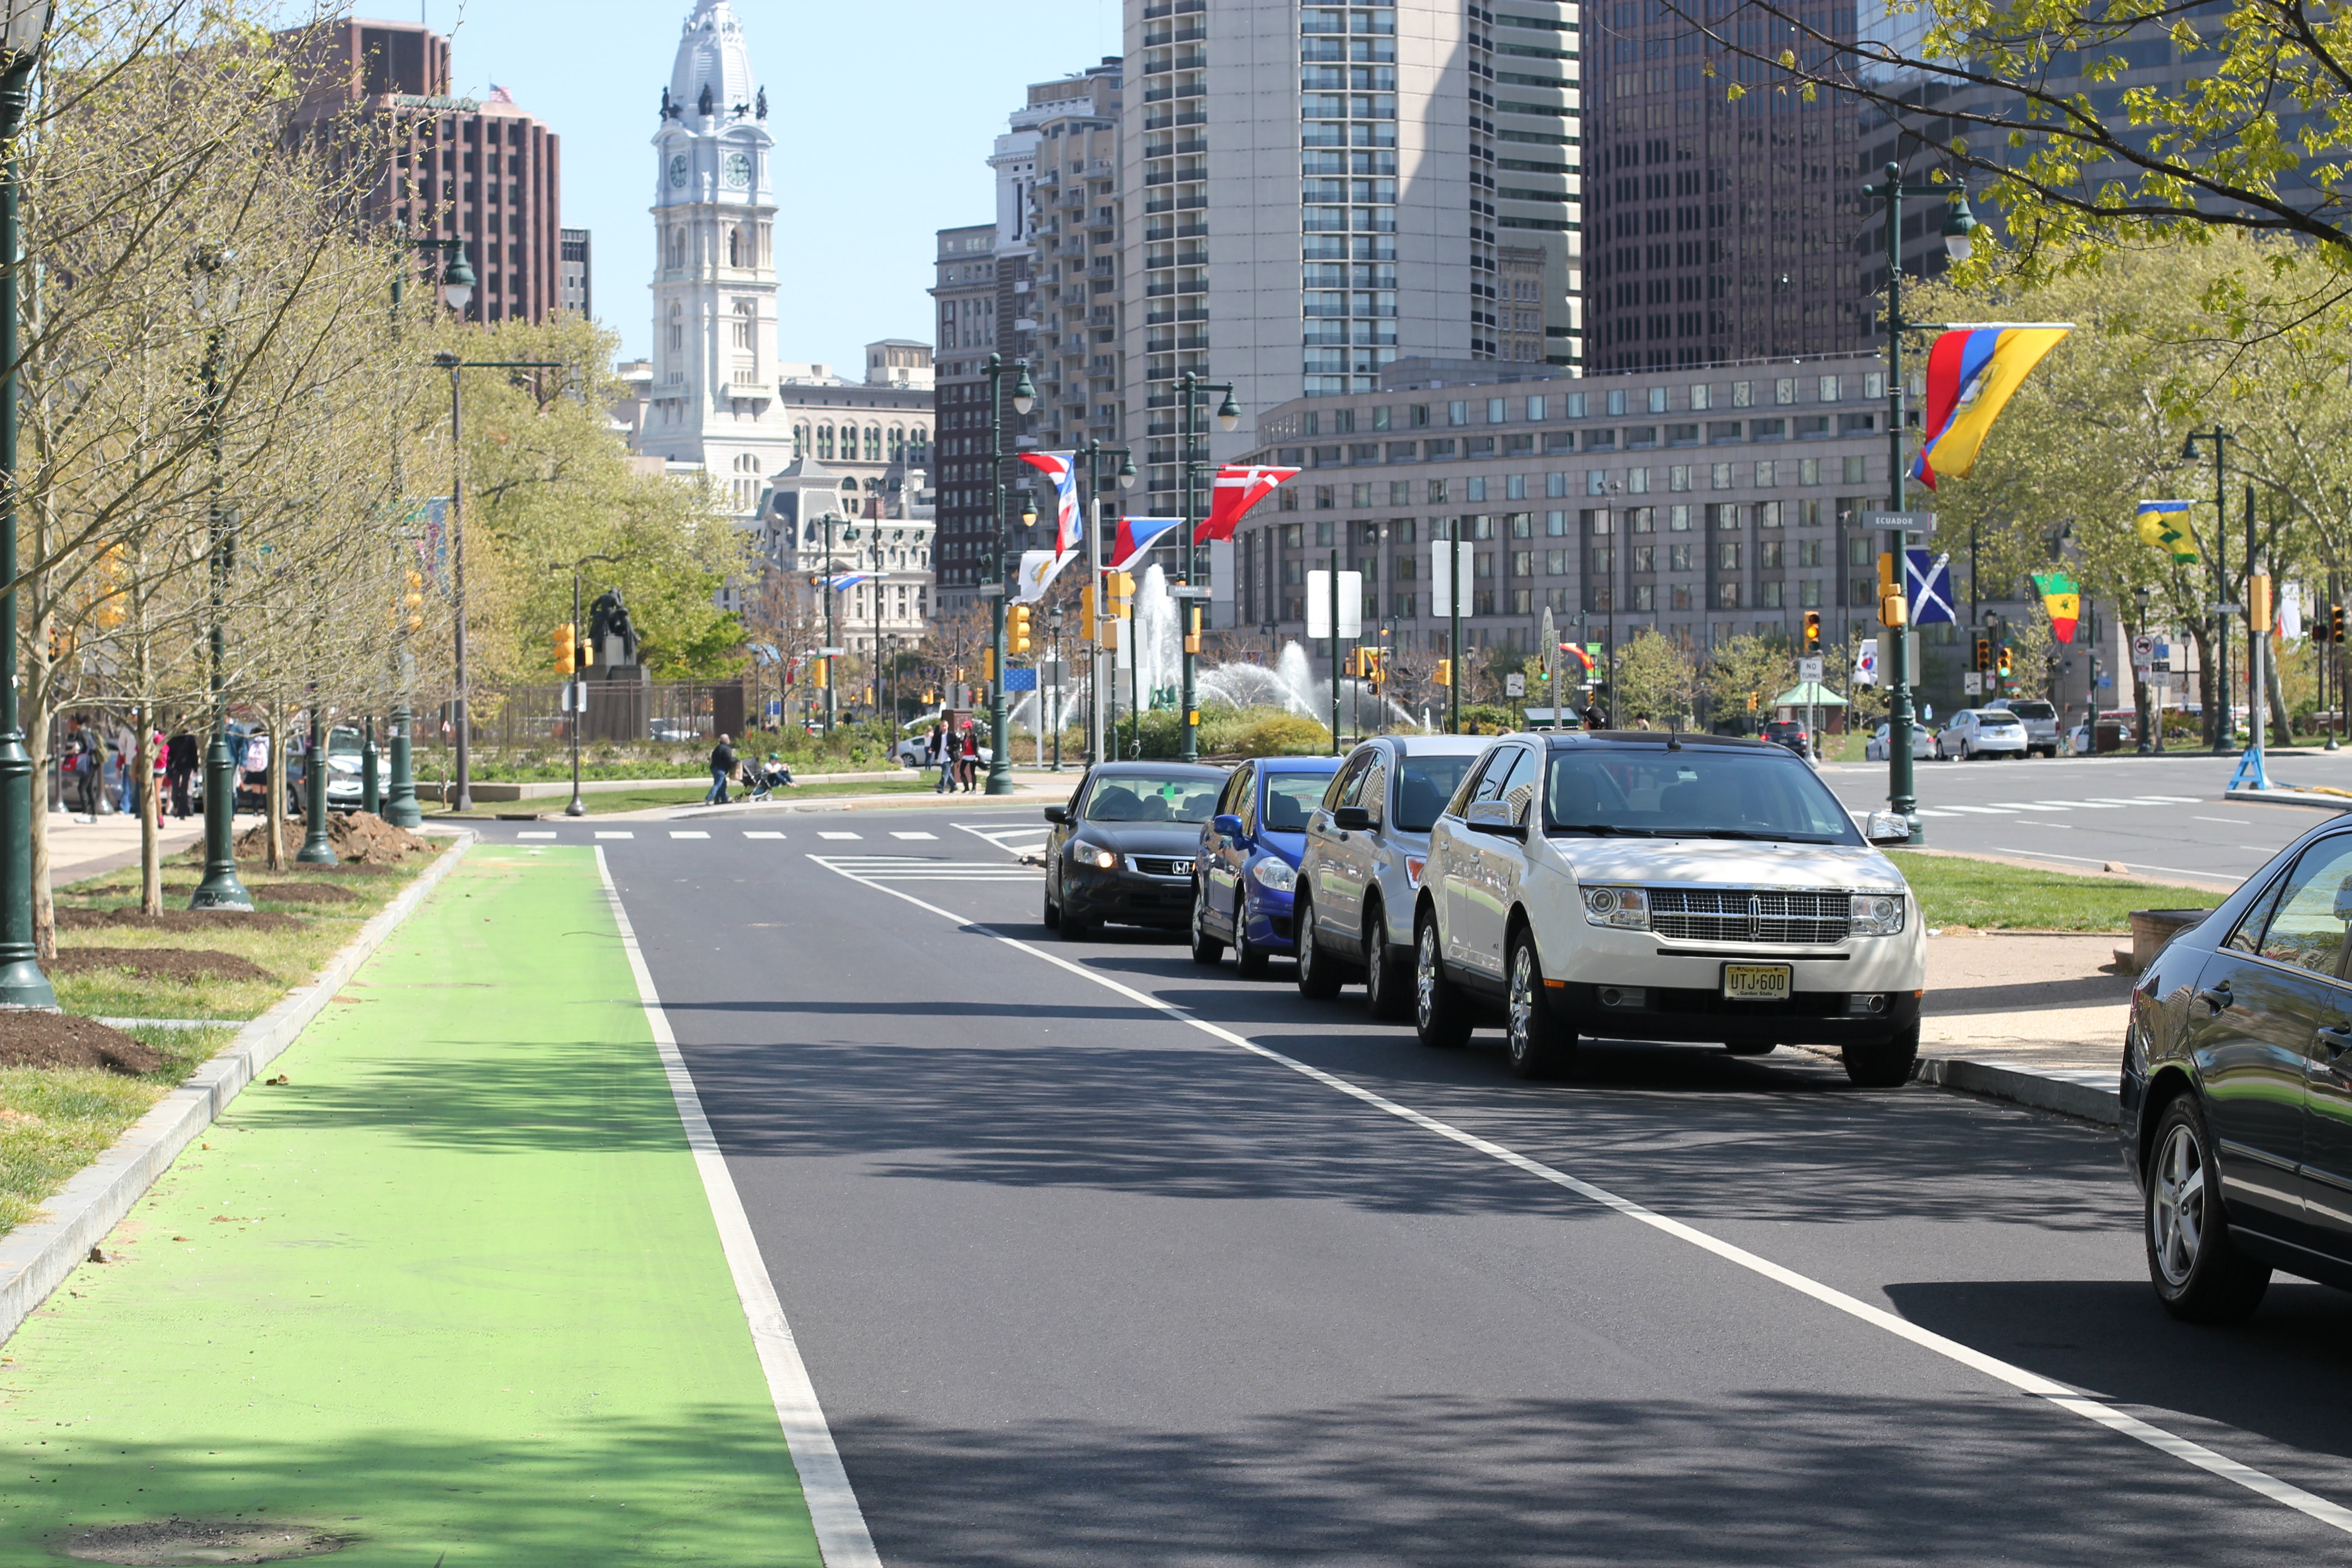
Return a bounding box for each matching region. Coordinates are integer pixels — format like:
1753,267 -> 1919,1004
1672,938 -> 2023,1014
1305,571 -> 1363,639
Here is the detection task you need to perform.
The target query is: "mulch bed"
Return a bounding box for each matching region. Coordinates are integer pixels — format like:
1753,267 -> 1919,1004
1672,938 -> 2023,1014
245,882 -> 360,904
47,947 -> 272,983
0,1012 -> 163,1074
192,811 -> 434,870
52,908 -> 302,932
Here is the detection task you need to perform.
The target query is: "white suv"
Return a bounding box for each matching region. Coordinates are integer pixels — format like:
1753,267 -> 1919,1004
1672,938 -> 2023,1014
1411,733 -> 1926,1085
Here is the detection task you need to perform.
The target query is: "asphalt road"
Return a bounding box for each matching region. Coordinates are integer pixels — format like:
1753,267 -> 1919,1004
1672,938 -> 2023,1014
1821,749 -> 2352,887
479,800 -> 2352,1564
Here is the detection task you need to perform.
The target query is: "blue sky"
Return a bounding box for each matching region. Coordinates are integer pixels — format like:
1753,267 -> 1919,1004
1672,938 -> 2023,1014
392,0 -> 1120,368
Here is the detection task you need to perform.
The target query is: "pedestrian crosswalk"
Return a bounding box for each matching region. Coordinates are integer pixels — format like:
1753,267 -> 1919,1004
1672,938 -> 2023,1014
1911,793 -> 2201,819
809,854 -> 1041,883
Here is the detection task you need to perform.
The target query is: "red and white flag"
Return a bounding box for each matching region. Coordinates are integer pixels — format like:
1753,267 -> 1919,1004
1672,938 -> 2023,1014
1018,451 -> 1082,557
1195,464 -> 1298,544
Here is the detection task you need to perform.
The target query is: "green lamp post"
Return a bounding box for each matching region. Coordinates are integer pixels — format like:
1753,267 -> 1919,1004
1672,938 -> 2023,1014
1174,372 -> 1240,763
981,353 -> 1036,795
0,0 -> 54,1001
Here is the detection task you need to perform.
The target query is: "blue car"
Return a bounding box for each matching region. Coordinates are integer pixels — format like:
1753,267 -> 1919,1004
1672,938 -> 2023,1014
1191,755 -> 1346,977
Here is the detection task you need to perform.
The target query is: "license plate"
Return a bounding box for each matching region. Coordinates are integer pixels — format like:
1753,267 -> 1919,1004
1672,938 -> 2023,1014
1722,963 -> 1792,1002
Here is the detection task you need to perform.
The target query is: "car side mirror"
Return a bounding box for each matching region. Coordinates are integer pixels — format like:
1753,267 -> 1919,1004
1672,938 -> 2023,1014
1465,799 -> 1524,838
1334,805 -> 1373,832
1213,813 -> 1245,840
1865,810 -> 1911,846
1044,805 -> 1068,825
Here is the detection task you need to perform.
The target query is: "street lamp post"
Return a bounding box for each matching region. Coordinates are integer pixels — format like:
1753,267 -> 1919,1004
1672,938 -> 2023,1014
981,354 -> 1036,795
0,0 -> 55,1001
1174,371 -> 1240,763
1079,438 -> 1136,768
295,682 -> 336,865
432,352 -> 557,814
384,238 -> 471,830
1861,162 -> 1978,845
187,250 -> 251,913
2179,427 -> 2232,754
2134,583 -> 2156,754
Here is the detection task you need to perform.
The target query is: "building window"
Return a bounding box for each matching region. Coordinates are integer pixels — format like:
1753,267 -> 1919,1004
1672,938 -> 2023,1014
818,424 -> 834,460
732,300 -> 755,350
666,303 -> 683,353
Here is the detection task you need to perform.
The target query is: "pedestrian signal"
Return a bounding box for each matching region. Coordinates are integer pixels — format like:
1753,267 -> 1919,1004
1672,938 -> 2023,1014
553,623 -> 576,677
1435,658 -> 1453,688
1009,604 -> 1033,657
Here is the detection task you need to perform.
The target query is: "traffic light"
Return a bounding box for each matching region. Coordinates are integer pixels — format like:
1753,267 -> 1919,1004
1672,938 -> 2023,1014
2336,603 -> 2347,644
813,656 -> 829,689
1009,604 -> 1033,657
1876,553 -> 1906,627
1997,645 -> 2013,680
1802,610 -> 1821,653
983,647 -> 996,681
1184,603 -> 1201,655
1435,658 -> 1453,687
1747,691 -> 1759,713
553,622 -> 576,677
404,570 -> 424,632
1108,570 -> 1136,617
1080,583 -> 1096,636
2252,573 -> 2274,635
1975,636 -> 1992,671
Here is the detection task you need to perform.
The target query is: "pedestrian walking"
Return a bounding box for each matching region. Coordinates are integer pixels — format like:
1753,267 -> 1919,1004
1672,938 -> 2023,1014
706,732 -> 736,805
63,715 -> 98,821
927,720 -> 952,795
1582,701 -> 1606,730
166,730 -> 198,819
957,720 -> 980,793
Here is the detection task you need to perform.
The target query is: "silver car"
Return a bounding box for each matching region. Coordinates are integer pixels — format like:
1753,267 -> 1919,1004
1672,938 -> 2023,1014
1984,697 -> 2062,758
1293,735 -> 1490,1018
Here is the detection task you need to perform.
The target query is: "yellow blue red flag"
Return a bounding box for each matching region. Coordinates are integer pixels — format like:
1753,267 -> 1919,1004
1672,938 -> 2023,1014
1911,325 -> 2071,490
2136,499 -> 2197,564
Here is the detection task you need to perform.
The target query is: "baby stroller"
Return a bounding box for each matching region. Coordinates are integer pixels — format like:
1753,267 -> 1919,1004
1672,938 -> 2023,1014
737,755 -> 793,802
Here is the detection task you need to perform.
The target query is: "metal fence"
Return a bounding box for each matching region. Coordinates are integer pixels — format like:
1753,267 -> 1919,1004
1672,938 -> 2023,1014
453,680 -> 745,750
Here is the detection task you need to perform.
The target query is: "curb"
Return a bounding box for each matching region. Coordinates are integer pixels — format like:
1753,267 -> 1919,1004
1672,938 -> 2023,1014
2224,786 -> 2352,811
1913,1054 -> 2119,1125
0,831 -> 478,1349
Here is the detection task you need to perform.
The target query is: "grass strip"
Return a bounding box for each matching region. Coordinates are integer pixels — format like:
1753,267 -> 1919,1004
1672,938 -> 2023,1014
1888,849 -> 2224,931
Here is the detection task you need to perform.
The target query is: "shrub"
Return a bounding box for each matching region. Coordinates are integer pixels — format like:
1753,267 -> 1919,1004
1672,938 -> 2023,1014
1233,713 -> 1333,756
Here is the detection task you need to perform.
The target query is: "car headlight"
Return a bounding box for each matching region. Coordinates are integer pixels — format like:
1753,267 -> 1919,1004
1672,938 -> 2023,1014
1583,886 -> 1650,930
1250,858 -> 1296,892
1071,842 -> 1116,870
1849,892 -> 1906,936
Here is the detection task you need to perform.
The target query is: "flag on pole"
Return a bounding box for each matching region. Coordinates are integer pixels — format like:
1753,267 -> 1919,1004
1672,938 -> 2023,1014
1110,515 -> 1183,569
813,572 -> 874,593
1195,464 -> 1298,543
1910,324 -> 2071,490
1018,451 -> 1082,556
1014,548 -> 1077,604
2136,500 -> 2198,564
1853,638 -> 1879,687
1904,549 -> 1956,624
2032,570 -> 2081,643
1561,643 -> 1596,675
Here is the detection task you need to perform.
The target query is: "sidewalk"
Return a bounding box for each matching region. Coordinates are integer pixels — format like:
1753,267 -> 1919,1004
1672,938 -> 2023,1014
41,808 -> 207,885
0,845 -> 821,1564
1898,932 -> 2136,1124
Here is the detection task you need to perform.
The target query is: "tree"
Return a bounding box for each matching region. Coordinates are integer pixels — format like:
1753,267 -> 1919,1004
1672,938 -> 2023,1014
1701,633 -> 1795,729
1612,629 -> 1698,725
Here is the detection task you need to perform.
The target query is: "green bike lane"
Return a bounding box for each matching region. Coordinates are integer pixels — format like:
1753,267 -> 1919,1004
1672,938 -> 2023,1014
0,844 -> 822,1565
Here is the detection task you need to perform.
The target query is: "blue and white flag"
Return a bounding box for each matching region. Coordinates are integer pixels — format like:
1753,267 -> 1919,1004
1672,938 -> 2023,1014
1905,549 -> 1955,625
1019,451 -> 1083,556
814,572 -> 874,593
1111,515 -> 1184,570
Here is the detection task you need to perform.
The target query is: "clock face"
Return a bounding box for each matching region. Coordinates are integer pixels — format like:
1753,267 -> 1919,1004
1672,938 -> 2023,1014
723,151 -> 752,189
667,153 -> 688,188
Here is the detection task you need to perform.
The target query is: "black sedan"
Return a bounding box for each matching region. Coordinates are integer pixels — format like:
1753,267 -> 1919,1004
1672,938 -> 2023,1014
1042,761 -> 1227,940
2124,811 -> 2352,1321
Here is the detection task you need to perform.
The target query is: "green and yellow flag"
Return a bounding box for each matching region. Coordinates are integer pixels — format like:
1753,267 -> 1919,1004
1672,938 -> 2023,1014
2136,500 -> 2196,564
2032,570 -> 2080,644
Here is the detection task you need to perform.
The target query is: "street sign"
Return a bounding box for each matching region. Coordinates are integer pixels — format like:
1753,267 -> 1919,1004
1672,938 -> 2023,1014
1041,662 -> 1067,689
1003,668 -> 1039,693
816,645 -> 847,656
2132,633 -> 2155,663
1962,671 -> 1983,695
1862,511 -> 1936,534
1305,570 -> 1363,638
1430,541 -> 1476,617
1504,673 -> 1526,697
764,698 -> 782,718
1798,657 -> 1824,682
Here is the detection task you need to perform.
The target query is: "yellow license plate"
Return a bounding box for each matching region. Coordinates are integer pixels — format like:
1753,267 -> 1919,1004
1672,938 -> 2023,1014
1722,964 -> 1792,1002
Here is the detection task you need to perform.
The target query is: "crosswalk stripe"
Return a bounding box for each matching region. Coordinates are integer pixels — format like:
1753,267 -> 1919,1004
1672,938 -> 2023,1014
1940,804 -> 2016,815
818,831 -> 862,840
595,831 -> 634,839
670,830 -> 710,839
2084,797 -> 2155,807
2133,794 -> 2202,804
1989,802 -> 2068,811
743,830 -> 785,839
2048,799 -> 2123,808
891,831 -> 938,840
516,831 -> 556,839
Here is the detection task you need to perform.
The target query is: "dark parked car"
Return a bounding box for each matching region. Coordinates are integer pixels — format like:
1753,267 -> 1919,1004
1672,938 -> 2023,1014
1191,756 -> 1345,977
1760,719 -> 1811,758
1042,761 -> 1228,939
2124,815 -> 2352,1321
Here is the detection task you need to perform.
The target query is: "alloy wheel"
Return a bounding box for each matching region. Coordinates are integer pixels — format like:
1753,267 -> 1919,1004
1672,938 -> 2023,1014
1507,945 -> 1534,1063
1416,922 -> 1439,1028
2152,1122 -> 2207,1288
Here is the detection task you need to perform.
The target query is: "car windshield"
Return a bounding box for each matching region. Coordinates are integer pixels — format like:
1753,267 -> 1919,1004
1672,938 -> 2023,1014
1082,772 -> 1221,823
1544,747 -> 1860,843
1260,772 -> 1330,832
1395,753 -> 1479,833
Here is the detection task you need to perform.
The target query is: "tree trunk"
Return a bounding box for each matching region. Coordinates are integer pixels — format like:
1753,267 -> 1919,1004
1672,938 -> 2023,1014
136,705 -> 159,916
24,607 -> 53,962
2269,638 -> 2297,748
265,700 -> 287,872
2191,621 -> 2217,747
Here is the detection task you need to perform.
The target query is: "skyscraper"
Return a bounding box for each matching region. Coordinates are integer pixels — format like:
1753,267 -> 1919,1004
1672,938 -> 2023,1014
1580,0 -> 1869,371
634,0 -> 792,522
1121,0 -> 1584,523
560,227 -> 591,318
284,20 -> 564,324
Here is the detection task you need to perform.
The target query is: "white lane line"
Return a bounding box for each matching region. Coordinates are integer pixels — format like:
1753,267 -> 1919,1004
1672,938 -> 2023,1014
2046,799 -> 2123,809
1988,802 -> 2069,812
2196,817 -> 2251,826
2134,795 -> 2204,804
670,830 -> 711,839
595,849 -> 881,1568
1911,808 -> 1956,818
808,855 -> 1037,882
1939,805 -> 2017,815
954,822 -> 1052,858
595,830 -> 634,840
818,831 -> 862,841
517,831 -> 557,839
891,831 -> 939,840
744,830 -> 786,840
2085,798 -> 2159,807
808,859 -> 2352,1538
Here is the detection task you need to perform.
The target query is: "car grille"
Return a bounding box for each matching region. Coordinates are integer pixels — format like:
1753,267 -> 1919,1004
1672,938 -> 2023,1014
1131,855 -> 1194,879
1647,888 -> 1850,944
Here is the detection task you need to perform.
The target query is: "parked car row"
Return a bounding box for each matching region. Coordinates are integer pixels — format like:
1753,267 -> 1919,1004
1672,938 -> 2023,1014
1040,730 -> 1926,1092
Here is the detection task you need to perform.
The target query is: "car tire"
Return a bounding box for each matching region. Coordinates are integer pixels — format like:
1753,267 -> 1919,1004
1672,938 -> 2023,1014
1413,906 -> 1472,1050
1295,891 -> 1344,1000
1363,898 -> 1411,1021
1504,928 -> 1573,1080
1189,881 -> 1224,965
2146,1093 -> 2272,1324
1043,879 -> 1061,931
1840,1023 -> 1919,1088
1234,894 -> 1271,979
